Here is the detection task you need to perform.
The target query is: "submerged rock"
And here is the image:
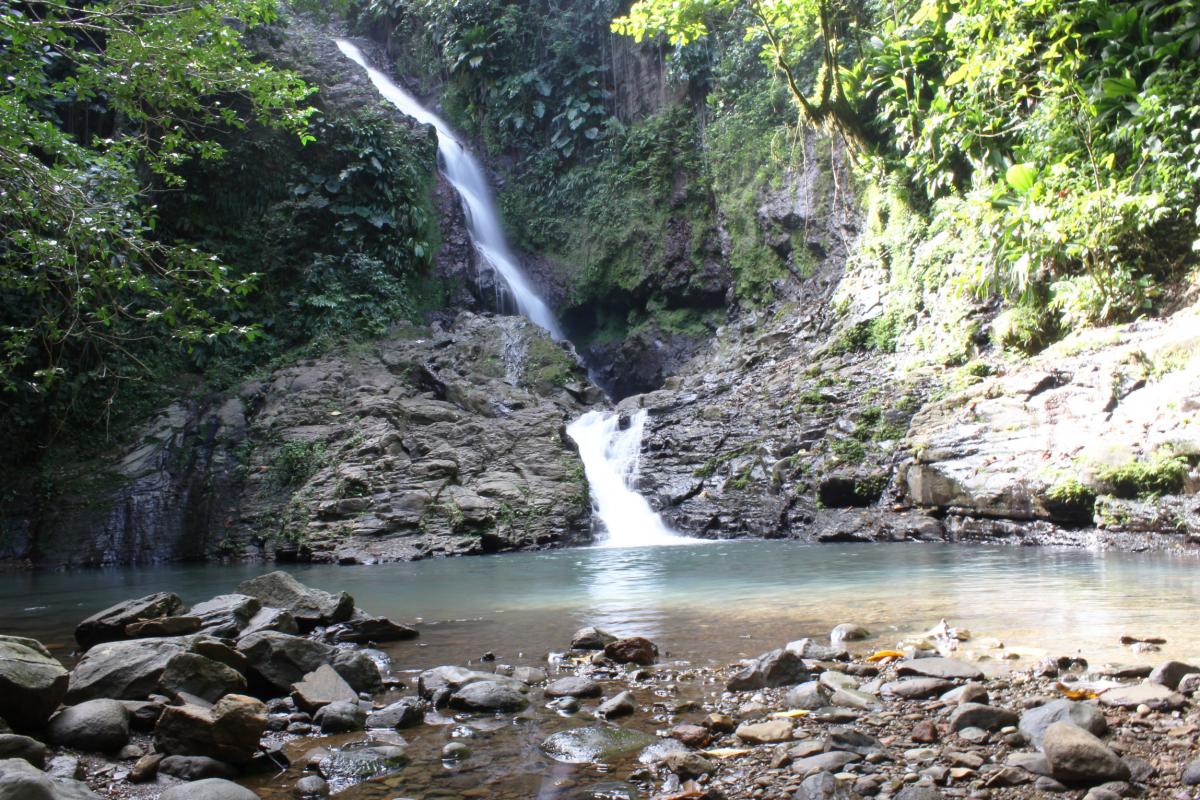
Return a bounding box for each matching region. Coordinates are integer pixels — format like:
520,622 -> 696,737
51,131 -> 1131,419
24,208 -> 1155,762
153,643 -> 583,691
541,726 -> 658,764
315,743 -> 408,784
0,635 -> 69,730
546,676 -> 602,699
74,593 -> 183,650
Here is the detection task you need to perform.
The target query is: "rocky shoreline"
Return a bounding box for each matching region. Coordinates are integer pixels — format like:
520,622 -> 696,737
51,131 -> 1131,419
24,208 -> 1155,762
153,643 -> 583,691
2,572 -> 1199,799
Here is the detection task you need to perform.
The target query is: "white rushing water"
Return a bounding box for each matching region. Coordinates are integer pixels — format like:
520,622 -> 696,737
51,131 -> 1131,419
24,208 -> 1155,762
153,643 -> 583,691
335,39 -> 563,340
567,410 -> 689,547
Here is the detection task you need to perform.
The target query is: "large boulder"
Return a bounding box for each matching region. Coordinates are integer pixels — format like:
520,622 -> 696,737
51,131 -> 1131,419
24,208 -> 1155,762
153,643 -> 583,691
235,572 -> 354,630
235,632 -> 335,694
313,701 -> 366,733
0,636 -> 69,730
159,778 -> 258,800
190,594 -> 261,639
154,694 -> 266,765
74,592 -> 183,650
0,757 -> 100,799
727,648 -> 809,691
366,698 -> 425,729
159,653 -> 247,704
66,637 -> 191,702
1042,721 -> 1130,786
238,607 -> 299,638
331,650 -> 382,695
45,700 -> 130,752
1019,700 -> 1108,751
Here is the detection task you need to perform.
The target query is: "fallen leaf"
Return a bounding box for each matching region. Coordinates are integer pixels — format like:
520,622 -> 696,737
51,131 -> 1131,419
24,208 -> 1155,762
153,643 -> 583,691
770,709 -> 810,718
866,650 -> 906,663
1055,681 -> 1099,700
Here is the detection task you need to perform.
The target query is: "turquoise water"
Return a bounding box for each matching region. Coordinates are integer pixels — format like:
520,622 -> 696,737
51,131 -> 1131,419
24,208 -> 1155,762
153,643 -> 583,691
4,541 -> 1200,667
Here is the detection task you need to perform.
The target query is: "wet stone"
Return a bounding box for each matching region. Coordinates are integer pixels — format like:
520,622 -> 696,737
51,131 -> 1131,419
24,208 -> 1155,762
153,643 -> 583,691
545,676 -> 602,699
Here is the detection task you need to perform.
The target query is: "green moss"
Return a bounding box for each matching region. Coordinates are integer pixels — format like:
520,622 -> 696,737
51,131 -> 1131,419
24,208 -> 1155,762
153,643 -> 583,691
1096,457 -> 1189,499
1044,479 -> 1097,522
268,440 -> 326,490
524,337 -> 576,390
829,437 -> 866,464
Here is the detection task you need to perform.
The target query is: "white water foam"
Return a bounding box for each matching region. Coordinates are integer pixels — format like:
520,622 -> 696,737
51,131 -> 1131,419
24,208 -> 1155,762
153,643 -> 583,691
567,410 -> 692,547
335,40 -> 563,340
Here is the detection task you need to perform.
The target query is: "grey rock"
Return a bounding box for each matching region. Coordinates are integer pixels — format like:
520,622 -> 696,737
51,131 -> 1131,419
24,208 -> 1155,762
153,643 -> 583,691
786,638 -> 849,661
75,593 -> 183,650
67,637 -> 191,703
1179,759 -> 1200,785
512,666 -> 547,684
1007,751 -> 1052,776
661,750 -> 716,779
366,698 -> 425,729
545,676 -> 602,699
1043,721 -> 1130,786
882,677 -> 953,700
0,636 -> 69,730
291,665 -> 357,713
795,771 -> 846,800
727,648 -> 809,691
831,687 -> 879,710
323,615 -> 416,644
571,627 -> 616,650
0,735 -> 47,768
46,699 -> 130,752
448,681 -> 529,712
597,691 -> 636,719
540,726 -> 657,763
1019,699 -> 1108,751
417,665 -> 526,702
791,751 -> 861,776
0,757 -> 100,799
158,755 -> 237,780
894,787 -> 943,800
940,682 -> 989,704
330,649 -> 382,695
235,572 -> 354,630
949,702 -> 1019,732
1034,775 -> 1070,792
44,757 -> 81,781
896,658 -> 984,681
313,700 -> 366,733
124,616 -> 202,638
825,726 -> 881,755
120,699 -> 165,731
1099,682 -> 1185,711
785,681 -> 832,710
830,623 -> 870,643
190,594 -> 261,638
160,778 -> 258,800
238,607 -> 299,638
1148,661 -> 1200,690
1177,673 -> 1200,695
159,653 -> 247,704
235,632 -> 336,694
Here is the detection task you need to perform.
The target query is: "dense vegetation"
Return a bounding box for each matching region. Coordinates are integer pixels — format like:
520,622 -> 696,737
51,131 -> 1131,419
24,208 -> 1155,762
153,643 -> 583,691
1,0 -> 440,464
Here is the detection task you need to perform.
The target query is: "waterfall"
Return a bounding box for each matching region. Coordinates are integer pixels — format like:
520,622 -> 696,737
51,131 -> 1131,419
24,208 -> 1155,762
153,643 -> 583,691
567,410 -> 688,547
335,40 -> 564,341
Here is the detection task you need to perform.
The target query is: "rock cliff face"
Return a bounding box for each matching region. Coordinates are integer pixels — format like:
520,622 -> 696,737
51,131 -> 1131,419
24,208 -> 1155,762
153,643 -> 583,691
3,314 -> 597,568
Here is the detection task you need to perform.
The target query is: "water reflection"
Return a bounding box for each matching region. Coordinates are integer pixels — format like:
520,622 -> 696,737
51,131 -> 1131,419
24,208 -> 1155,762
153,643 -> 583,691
578,547 -> 670,641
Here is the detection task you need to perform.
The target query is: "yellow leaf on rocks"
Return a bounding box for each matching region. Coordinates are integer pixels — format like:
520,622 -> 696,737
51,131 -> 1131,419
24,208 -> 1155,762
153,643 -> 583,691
770,709 -> 810,718
1055,682 -> 1099,700
702,748 -> 752,759
866,650 -> 906,663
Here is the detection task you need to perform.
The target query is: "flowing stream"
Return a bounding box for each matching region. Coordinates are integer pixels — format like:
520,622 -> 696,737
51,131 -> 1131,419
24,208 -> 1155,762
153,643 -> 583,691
336,40 -> 563,340
566,410 -> 686,547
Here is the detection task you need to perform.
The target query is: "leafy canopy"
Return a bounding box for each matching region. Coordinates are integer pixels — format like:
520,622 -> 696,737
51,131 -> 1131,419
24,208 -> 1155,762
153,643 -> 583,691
0,0 -> 315,402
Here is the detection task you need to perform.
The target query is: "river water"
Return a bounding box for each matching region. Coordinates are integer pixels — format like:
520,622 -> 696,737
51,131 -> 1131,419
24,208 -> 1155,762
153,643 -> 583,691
6,541 -> 1200,668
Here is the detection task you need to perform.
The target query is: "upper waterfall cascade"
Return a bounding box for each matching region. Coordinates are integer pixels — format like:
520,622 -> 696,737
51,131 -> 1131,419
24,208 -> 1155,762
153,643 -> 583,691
336,39 -> 563,340
567,410 -> 690,547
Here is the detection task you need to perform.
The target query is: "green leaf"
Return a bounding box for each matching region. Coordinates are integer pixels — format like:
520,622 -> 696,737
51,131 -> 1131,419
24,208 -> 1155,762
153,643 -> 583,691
1005,163 -> 1038,194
